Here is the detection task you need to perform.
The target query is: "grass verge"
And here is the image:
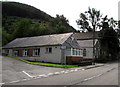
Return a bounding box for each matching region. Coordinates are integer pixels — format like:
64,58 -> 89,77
4,56 -> 79,68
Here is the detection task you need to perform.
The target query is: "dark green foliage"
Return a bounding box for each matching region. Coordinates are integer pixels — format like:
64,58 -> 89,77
99,27 -> 119,60
49,15 -> 76,34
95,54 -> 108,63
76,7 -> 105,32
13,18 -> 32,38
2,28 -> 12,45
77,7 -> 119,61
2,2 -> 52,21
2,2 -> 76,46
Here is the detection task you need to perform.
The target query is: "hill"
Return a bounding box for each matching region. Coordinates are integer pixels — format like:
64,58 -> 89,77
2,1 -> 76,46
2,2 -> 52,21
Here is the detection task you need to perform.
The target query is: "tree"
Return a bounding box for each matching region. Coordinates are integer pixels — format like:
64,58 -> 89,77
77,7 -> 119,61
2,28 -> 12,45
76,7 -> 107,32
99,26 -> 119,60
117,20 -> 120,37
13,18 -> 32,38
49,14 -> 75,34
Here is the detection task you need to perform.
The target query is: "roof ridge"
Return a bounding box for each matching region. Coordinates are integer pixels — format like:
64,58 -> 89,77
15,32 -> 73,40
3,32 -> 73,48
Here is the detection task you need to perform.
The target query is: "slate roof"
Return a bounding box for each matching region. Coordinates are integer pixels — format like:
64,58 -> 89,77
3,33 -> 73,48
77,39 -> 98,48
75,32 -> 99,40
77,40 -> 93,48
75,32 -> 99,48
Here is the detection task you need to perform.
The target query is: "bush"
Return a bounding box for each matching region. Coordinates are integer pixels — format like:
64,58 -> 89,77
95,55 -> 108,63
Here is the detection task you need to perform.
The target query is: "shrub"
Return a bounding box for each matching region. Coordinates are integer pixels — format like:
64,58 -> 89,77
95,54 -> 108,63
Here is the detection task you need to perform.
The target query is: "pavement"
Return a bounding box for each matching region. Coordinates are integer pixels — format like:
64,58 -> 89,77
71,63 -> 104,70
1,56 -> 105,85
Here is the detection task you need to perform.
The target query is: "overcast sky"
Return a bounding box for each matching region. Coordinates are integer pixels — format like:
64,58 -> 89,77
2,0 -> 120,30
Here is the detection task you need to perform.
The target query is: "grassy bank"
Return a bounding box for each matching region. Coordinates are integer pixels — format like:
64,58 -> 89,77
4,56 -> 79,68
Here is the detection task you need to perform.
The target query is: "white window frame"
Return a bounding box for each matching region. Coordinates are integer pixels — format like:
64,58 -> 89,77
33,48 -> 40,56
23,49 -> 28,56
83,49 -> 86,56
46,47 -> 52,53
13,50 -> 19,56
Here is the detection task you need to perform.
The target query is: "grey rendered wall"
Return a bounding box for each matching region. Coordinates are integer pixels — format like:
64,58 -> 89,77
8,49 -> 13,56
10,46 -> 62,64
83,47 -> 93,59
2,49 -> 13,56
39,46 -> 62,63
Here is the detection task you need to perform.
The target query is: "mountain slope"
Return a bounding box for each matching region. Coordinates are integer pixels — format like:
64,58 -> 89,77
2,2 -> 52,21
2,1 -> 76,45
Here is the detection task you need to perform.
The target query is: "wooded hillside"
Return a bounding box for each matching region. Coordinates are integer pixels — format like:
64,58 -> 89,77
2,1 -> 76,45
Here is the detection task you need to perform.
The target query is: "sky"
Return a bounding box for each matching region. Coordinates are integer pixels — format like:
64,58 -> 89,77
2,0 -> 120,30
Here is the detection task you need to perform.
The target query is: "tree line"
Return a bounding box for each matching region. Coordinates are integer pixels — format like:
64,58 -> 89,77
2,15 -> 76,45
76,7 -> 120,62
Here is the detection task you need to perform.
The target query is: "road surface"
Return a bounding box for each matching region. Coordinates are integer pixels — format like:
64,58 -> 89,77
4,62 -> 118,86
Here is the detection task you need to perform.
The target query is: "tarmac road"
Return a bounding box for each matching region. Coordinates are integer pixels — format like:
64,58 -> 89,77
2,56 -> 69,83
4,61 -> 118,86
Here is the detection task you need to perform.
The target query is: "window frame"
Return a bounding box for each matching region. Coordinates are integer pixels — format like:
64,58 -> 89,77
13,50 -> 19,56
83,49 -> 86,56
46,47 -> 52,53
33,48 -> 40,56
23,49 -> 29,57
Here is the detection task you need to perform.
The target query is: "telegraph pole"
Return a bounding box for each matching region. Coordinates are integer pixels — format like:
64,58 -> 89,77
93,25 -> 95,65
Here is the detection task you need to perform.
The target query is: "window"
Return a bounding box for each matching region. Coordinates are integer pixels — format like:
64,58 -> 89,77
33,48 -> 40,56
5,50 -> 9,54
46,47 -> 52,53
83,49 -> 86,56
77,49 -> 80,56
78,50 -> 81,56
72,48 -> 75,55
23,49 -> 29,56
13,50 -> 19,56
72,48 -> 78,56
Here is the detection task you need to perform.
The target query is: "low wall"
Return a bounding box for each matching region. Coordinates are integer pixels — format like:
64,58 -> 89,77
66,56 -> 83,65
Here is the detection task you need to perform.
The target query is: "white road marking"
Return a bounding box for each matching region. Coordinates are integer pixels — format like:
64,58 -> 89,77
0,83 -> 5,85
47,73 -> 54,76
60,71 -> 65,73
40,74 -> 48,77
22,79 -> 28,81
54,72 -> 60,74
8,80 -> 20,84
66,70 -> 70,72
82,69 -> 85,70
74,69 -> 78,71
64,71 -> 69,73
38,74 -> 46,77
35,76 -> 42,79
4,68 -> 87,84
22,71 -> 35,78
70,70 -> 75,72
74,67 -> 116,85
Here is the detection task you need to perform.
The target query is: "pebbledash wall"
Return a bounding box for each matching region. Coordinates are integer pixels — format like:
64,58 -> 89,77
6,45 -> 62,63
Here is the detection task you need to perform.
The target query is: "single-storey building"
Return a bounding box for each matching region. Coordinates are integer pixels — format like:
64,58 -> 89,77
2,33 -> 83,65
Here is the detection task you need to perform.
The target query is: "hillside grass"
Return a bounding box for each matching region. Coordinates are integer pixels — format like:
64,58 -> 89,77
5,56 -> 79,68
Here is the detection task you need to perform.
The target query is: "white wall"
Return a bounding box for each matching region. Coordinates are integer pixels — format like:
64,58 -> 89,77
83,47 -> 93,59
40,46 -> 62,63
8,49 -> 13,56
2,49 -> 13,56
22,46 -> 62,63
4,46 -> 62,63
